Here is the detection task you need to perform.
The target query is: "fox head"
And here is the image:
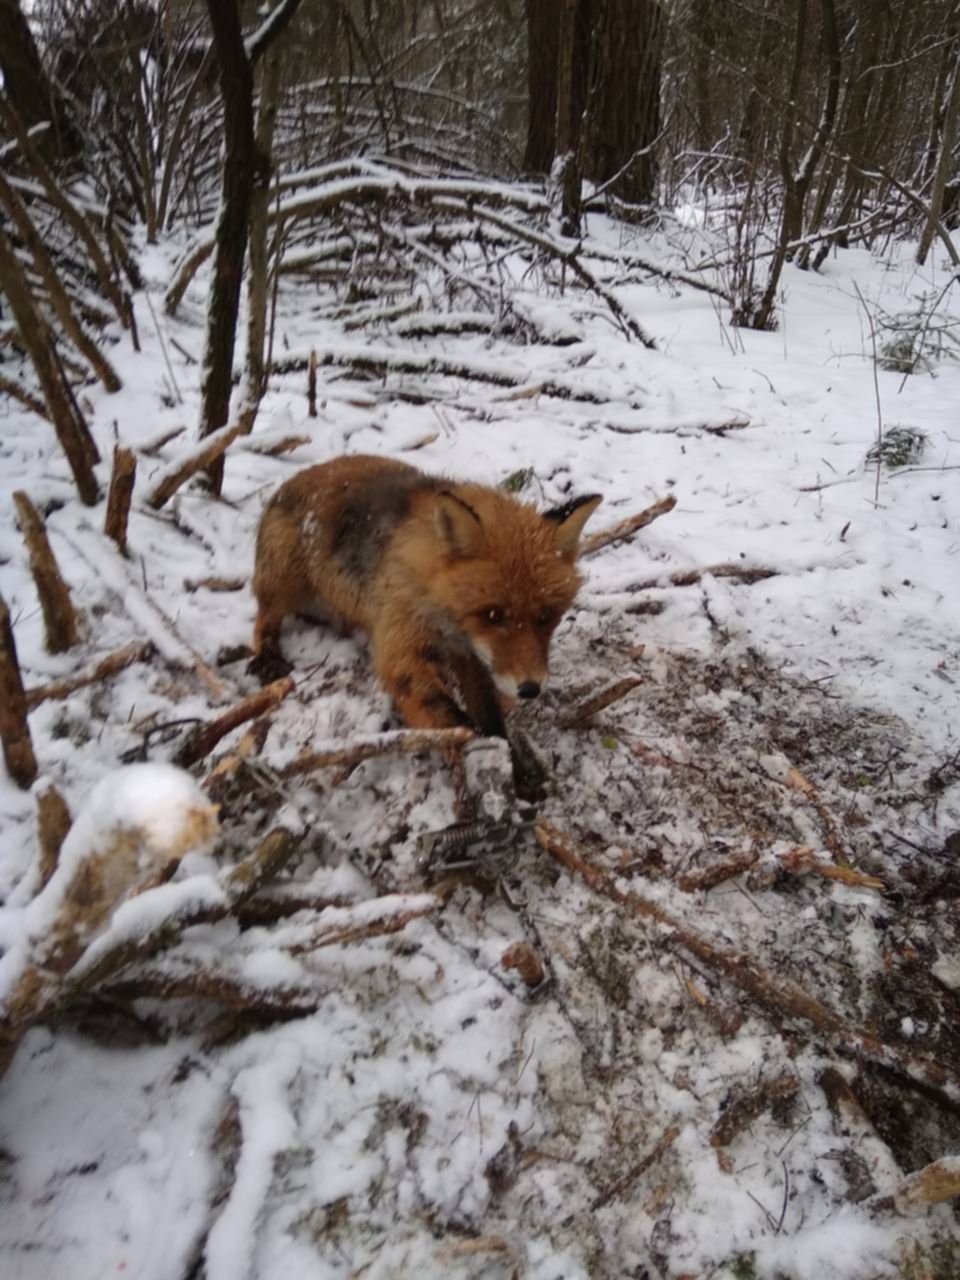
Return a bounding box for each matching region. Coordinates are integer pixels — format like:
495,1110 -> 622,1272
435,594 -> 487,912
426,487 -> 602,703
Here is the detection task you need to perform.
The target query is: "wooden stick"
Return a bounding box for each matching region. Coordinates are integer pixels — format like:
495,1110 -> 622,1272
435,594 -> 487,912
173,678 -> 294,768
0,592 -> 38,789
0,371 -> 49,419
140,425 -> 187,456
288,896 -> 441,953
892,1156 -> 960,1214
184,576 -> 247,593
103,446 -> 137,556
590,1124 -> 680,1210
710,1072 -> 800,1148
238,434 -> 311,457
535,822 -> 960,1105
102,961 -> 321,1015
562,676 -> 643,726
26,642 -> 154,709
677,847 -> 762,893
307,348 -> 318,417
777,846 -> 885,892
627,564 -> 779,591
13,491 -> 79,652
145,422 -> 244,509
581,495 -> 677,556
281,727 -> 474,777
36,783 -> 72,890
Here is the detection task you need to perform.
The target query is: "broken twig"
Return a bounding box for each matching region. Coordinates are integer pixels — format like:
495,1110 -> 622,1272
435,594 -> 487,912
26,642 -> 154,709
281,727 -> 474,778
580,495 -> 677,556
562,676 -> 644,727
146,422 -> 244,509
173,678 -> 294,768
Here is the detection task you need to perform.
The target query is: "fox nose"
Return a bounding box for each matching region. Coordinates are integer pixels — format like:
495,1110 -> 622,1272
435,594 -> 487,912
517,681 -> 541,700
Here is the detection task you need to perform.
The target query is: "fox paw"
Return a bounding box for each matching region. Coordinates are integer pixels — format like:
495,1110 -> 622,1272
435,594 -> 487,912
247,648 -> 294,685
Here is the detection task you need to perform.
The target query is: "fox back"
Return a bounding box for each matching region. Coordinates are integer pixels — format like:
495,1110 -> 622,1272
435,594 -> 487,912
253,455 -> 601,733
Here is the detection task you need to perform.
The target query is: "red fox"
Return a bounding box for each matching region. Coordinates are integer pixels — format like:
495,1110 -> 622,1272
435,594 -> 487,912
252,455 -> 601,736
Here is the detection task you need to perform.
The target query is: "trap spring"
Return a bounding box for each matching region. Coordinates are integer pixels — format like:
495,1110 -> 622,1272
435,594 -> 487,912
416,733 -> 547,875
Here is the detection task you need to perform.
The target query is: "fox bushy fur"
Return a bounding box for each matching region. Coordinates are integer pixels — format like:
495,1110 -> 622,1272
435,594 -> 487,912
252,455 -> 601,735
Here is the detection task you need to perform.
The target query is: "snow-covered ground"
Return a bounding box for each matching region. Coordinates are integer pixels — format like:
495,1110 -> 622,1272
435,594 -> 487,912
1,213 -> 959,1279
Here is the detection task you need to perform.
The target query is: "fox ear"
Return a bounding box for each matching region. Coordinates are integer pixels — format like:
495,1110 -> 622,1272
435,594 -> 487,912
544,494 -> 602,559
435,491 -> 486,558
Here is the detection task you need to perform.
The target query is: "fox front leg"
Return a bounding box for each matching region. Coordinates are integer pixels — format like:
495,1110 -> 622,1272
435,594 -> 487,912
373,622 -> 473,731
447,649 -> 507,738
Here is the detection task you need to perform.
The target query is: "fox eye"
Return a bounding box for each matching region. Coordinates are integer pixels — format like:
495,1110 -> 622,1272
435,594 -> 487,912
486,607 -> 506,626
535,607 -> 556,628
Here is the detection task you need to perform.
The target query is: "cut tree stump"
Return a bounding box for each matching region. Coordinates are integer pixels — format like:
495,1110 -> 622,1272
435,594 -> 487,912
0,592 -> 38,789
13,491 -> 79,652
104,446 -> 137,555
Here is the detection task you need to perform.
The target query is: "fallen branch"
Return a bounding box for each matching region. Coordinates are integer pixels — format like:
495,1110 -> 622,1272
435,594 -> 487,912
0,591 -> 38,789
770,761 -> 848,861
562,676 -> 644,727
307,348 -> 318,416
26,642 -> 154,709
776,846 -> 885,892
288,894 -> 442,953
146,422 -> 245,509
590,1124 -> 681,1210
535,822 -> 960,1105
683,975 -> 743,1038
580,495 -> 677,556
102,958 -> 322,1016
627,564 -> 779,591
281,727 -> 474,778
0,371 -> 49,419
184,576 -> 247,593
433,196 -> 657,348
173,678 -> 294,768
892,1156 -> 960,1215
103,446 -> 137,556
141,425 -> 187,456
274,346 -> 619,406
13,491 -> 79,652
710,1072 -> 800,1148
237,433 -> 311,457
818,1066 -> 877,1139
677,847 -> 762,893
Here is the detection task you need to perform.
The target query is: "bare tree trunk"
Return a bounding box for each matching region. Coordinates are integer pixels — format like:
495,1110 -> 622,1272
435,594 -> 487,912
240,46 -> 283,433
0,226 -> 99,504
198,0 -> 259,496
0,592 -> 38,790
0,169 -> 121,392
748,0 -> 841,330
588,0 -> 664,206
0,0 -> 81,165
917,11 -> 960,265
554,0 -> 590,236
524,0 -> 560,174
